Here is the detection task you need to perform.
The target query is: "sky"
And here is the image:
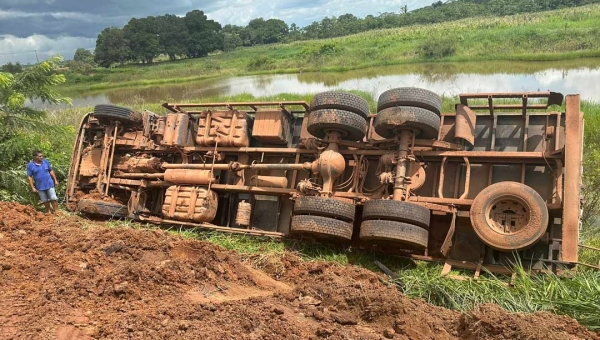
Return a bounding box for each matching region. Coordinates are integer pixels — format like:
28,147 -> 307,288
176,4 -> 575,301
0,0 -> 436,65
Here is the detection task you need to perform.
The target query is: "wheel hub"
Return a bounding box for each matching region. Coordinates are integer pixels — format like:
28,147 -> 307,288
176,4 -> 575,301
486,197 -> 529,235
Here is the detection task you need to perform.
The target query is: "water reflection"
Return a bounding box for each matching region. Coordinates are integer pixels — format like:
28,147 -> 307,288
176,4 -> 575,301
35,58 -> 600,109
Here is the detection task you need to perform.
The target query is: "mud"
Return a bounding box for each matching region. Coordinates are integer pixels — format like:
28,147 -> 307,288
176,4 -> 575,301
0,202 -> 597,340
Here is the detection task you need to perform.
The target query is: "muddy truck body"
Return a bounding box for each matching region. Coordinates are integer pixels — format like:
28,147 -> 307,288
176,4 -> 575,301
65,88 -> 586,274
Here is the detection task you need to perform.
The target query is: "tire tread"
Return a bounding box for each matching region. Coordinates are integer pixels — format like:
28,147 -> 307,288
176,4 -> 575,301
291,215 -> 353,240
377,87 -> 442,115
360,220 -> 428,248
294,196 -> 355,222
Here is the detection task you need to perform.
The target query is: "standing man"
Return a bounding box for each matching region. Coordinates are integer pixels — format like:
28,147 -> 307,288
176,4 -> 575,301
27,150 -> 59,215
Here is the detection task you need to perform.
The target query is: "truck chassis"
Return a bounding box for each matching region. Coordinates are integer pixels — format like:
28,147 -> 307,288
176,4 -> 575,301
66,88 -> 585,275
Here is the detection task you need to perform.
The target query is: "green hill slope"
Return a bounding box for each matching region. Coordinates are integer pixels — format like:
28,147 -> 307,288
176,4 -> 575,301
63,4 -> 600,91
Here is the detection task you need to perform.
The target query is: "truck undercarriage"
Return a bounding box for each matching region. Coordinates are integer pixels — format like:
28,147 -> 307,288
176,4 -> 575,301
65,88 -> 586,275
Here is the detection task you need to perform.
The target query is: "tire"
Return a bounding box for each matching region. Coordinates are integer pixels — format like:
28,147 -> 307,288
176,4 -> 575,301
360,220 -> 428,248
93,104 -> 143,126
77,199 -> 128,219
362,200 -> 430,229
307,108 -> 367,141
470,182 -> 549,251
294,196 -> 355,222
374,106 -> 440,139
377,87 -> 442,115
310,91 -> 370,120
291,215 -> 353,241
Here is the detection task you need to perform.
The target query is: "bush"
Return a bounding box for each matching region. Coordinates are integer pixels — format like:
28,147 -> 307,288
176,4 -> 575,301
246,56 -> 276,71
68,60 -> 96,75
299,43 -> 343,61
418,37 -> 457,59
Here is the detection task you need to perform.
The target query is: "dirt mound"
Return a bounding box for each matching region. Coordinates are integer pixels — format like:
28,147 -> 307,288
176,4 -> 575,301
0,202 -> 597,340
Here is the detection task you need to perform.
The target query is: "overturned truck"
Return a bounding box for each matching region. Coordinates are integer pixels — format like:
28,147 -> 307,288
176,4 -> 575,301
66,88 -> 585,274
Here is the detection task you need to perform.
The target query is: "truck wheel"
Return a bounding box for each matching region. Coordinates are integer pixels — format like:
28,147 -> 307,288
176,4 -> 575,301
362,200 -> 430,229
291,215 -> 353,241
360,220 -> 428,249
294,196 -> 356,222
310,91 -> 370,119
93,104 -> 143,126
470,182 -> 548,251
307,108 -> 367,141
77,199 -> 128,219
374,106 -> 440,139
377,87 -> 442,115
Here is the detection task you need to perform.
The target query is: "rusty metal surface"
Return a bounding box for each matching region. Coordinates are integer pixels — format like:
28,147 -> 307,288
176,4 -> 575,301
163,101 -> 309,113
250,176 -> 288,188
562,95 -> 583,263
459,91 -> 564,112
163,113 -> 190,147
162,186 -> 218,223
65,113 -> 91,206
65,91 -> 583,272
164,169 -> 214,185
454,104 -> 476,145
113,156 -> 161,173
196,110 -> 250,147
252,110 -> 292,144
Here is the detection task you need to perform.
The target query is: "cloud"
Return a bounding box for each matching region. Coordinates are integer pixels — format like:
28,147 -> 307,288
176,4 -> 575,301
0,9 -> 101,22
0,35 -> 95,64
0,0 -> 437,64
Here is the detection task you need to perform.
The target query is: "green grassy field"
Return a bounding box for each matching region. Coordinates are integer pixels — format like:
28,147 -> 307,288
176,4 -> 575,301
61,4 -> 600,92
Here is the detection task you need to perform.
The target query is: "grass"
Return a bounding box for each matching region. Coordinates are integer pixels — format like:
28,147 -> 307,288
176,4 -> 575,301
59,4 -> 600,92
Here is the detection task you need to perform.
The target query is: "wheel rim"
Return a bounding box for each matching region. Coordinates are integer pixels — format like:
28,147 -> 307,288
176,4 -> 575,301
484,195 -> 530,235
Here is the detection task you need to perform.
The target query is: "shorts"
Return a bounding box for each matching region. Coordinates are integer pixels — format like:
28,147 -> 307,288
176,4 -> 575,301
38,187 -> 58,203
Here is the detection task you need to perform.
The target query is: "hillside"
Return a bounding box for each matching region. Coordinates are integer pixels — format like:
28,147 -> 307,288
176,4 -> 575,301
62,4 -> 600,92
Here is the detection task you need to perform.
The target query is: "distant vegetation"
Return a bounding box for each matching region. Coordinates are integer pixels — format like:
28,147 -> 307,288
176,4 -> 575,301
54,4 -> 600,92
83,0 -> 600,67
0,62 -> 23,74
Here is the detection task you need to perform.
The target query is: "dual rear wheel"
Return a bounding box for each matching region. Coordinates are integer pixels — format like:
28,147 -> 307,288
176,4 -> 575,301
306,87 -> 444,141
290,195 -> 431,249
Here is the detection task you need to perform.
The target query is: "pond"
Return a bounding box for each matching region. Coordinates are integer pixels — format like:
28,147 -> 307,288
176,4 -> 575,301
40,58 -> 600,109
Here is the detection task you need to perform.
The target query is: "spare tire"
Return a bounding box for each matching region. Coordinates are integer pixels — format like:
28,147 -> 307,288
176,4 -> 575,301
310,91 -> 370,119
77,198 -> 128,219
374,106 -> 440,139
93,104 -> 143,126
307,108 -> 367,141
470,182 -> 548,251
377,87 -> 442,115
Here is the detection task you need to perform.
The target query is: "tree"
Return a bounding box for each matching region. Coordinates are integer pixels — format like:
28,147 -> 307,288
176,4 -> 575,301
184,10 -> 223,58
223,33 -> 243,51
247,18 -> 289,44
0,55 -> 72,203
287,23 -> 303,42
222,24 -> 246,50
124,17 -> 161,64
0,62 -> 23,74
94,27 -> 131,67
73,48 -> 94,64
156,14 -> 189,60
